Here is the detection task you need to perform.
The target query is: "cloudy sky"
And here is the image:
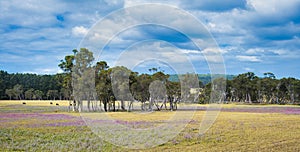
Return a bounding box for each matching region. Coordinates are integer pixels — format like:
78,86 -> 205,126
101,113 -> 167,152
0,0 -> 299,78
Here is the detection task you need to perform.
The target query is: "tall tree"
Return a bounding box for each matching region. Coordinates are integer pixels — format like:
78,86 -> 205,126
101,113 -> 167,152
25,88 -> 35,100
47,90 -> 59,100
111,66 -> 133,111
34,90 -> 44,100
5,89 -> 14,100
72,48 -> 95,112
13,84 -> 23,100
58,50 -> 76,103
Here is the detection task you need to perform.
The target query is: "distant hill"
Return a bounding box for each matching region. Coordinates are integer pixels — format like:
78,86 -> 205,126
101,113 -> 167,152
168,74 -> 235,85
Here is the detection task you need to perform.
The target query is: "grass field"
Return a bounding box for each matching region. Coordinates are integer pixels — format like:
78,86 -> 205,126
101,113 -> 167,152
0,100 -> 299,151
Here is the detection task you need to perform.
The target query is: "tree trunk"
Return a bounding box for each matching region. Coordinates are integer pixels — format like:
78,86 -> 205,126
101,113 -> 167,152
99,100 -> 102,111
78,100 -> 83,112
73,100 -> 76,112
121,100 -> 125,111
127,101 -> 133,112
169,96 -> 173,111
113,101 -> 116,112
291,93 -> 295,104
103,100 -> 107,112
87,99 -> 91,112
154,100 -> 160,111
248,93 -> 252,104
141,102 -> 145,111
148,97 -> 153,111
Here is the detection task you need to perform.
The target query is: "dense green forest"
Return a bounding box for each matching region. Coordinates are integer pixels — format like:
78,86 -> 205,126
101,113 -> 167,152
169,74 -> 235,85
1,48 -> 300,111
0,71 -> 62,100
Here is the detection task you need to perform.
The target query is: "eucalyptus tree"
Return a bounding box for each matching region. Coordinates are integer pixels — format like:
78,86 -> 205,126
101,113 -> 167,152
278,77 -> 298,104
95,62 -> 113,112
231,72 -> 257,103
13,84 -> 23,100
260,73 -> 278,103
5,89 -> 14,100
34,90 -> 44,100
149,72 -> 169,110
111,66 -> 133,111
58,49 -> 76,104
211,77 -> 227,103
149,80 -> 167,111
166,81 -> 181,109
72,48 -> 95,112
130,74 -> 152,111
180,73 -> 200,103
47,90 -> 59,100
25,88 -> 35,100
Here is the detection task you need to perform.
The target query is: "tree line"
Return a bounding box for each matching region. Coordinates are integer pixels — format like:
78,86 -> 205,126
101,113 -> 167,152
59,48 -> 193,112
199,72 -> 300,105
1,48 -> 299,112
0,71 -> 64,100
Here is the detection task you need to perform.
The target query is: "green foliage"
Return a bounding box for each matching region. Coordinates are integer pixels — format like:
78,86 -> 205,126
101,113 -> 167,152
0,72 -> 61,100
223,72 -> 300,104
47,90 -> 59,100
34,90 -> 44,100
25,88 -> 35,100
169,74 -> 235,85
1,48 -> 300,106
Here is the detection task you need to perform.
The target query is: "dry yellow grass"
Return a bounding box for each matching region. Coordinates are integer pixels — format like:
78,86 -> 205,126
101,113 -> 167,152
0,100 -> 70,106
1,100 -> 299,151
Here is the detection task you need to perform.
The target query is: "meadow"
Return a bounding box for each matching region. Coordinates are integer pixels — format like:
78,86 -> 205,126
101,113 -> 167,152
0,100 -> 299,151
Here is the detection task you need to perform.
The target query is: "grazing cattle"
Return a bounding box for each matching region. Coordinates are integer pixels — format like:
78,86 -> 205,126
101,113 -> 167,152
56,103 -> 59,106
22,102 -> 26,105
50,102 -> 53,105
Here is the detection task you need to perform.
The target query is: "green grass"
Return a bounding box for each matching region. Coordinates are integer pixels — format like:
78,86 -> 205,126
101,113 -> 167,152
0,100 -> 299,151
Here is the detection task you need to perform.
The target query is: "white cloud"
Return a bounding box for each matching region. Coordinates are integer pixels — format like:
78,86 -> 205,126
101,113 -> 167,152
206,21 -> 236,34
245,48 -> 264,54
1,0 -> 299,77
192,47 -> 226,63
40,68 -> 63,74
244,67 -> 253,71
272,49 -> 286,55
72,26 -> 89,37
23,68 -> 63,75
112,41 -> 198,74
124,0 -> 180,7
201,47 -> 228,54
247,0 -> 300,16
245,48 -> 299,59
180,49 -> 201,54
236,55 -> 261,62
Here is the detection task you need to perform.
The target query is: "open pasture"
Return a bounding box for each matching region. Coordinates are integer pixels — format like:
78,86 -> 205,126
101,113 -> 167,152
0,100 -> 299,151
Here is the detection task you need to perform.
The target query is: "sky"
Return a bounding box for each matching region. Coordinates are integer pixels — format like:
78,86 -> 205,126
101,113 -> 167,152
0,0 -> 299,78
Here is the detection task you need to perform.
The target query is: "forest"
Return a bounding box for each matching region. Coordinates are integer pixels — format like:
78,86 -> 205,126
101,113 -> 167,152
1,48 -> 300,111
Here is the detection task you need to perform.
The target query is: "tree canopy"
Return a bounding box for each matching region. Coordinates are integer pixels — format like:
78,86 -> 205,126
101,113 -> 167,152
1,48 -> 299,112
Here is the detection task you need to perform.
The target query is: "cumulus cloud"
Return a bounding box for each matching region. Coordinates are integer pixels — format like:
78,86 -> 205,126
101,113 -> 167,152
72,26 -> 89,37
247,0 -> 300,17
112,41 -> 198,74
0,0 -> 299,77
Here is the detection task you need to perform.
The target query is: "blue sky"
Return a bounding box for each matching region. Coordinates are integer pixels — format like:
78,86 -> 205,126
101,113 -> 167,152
0,0 -> 299,78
